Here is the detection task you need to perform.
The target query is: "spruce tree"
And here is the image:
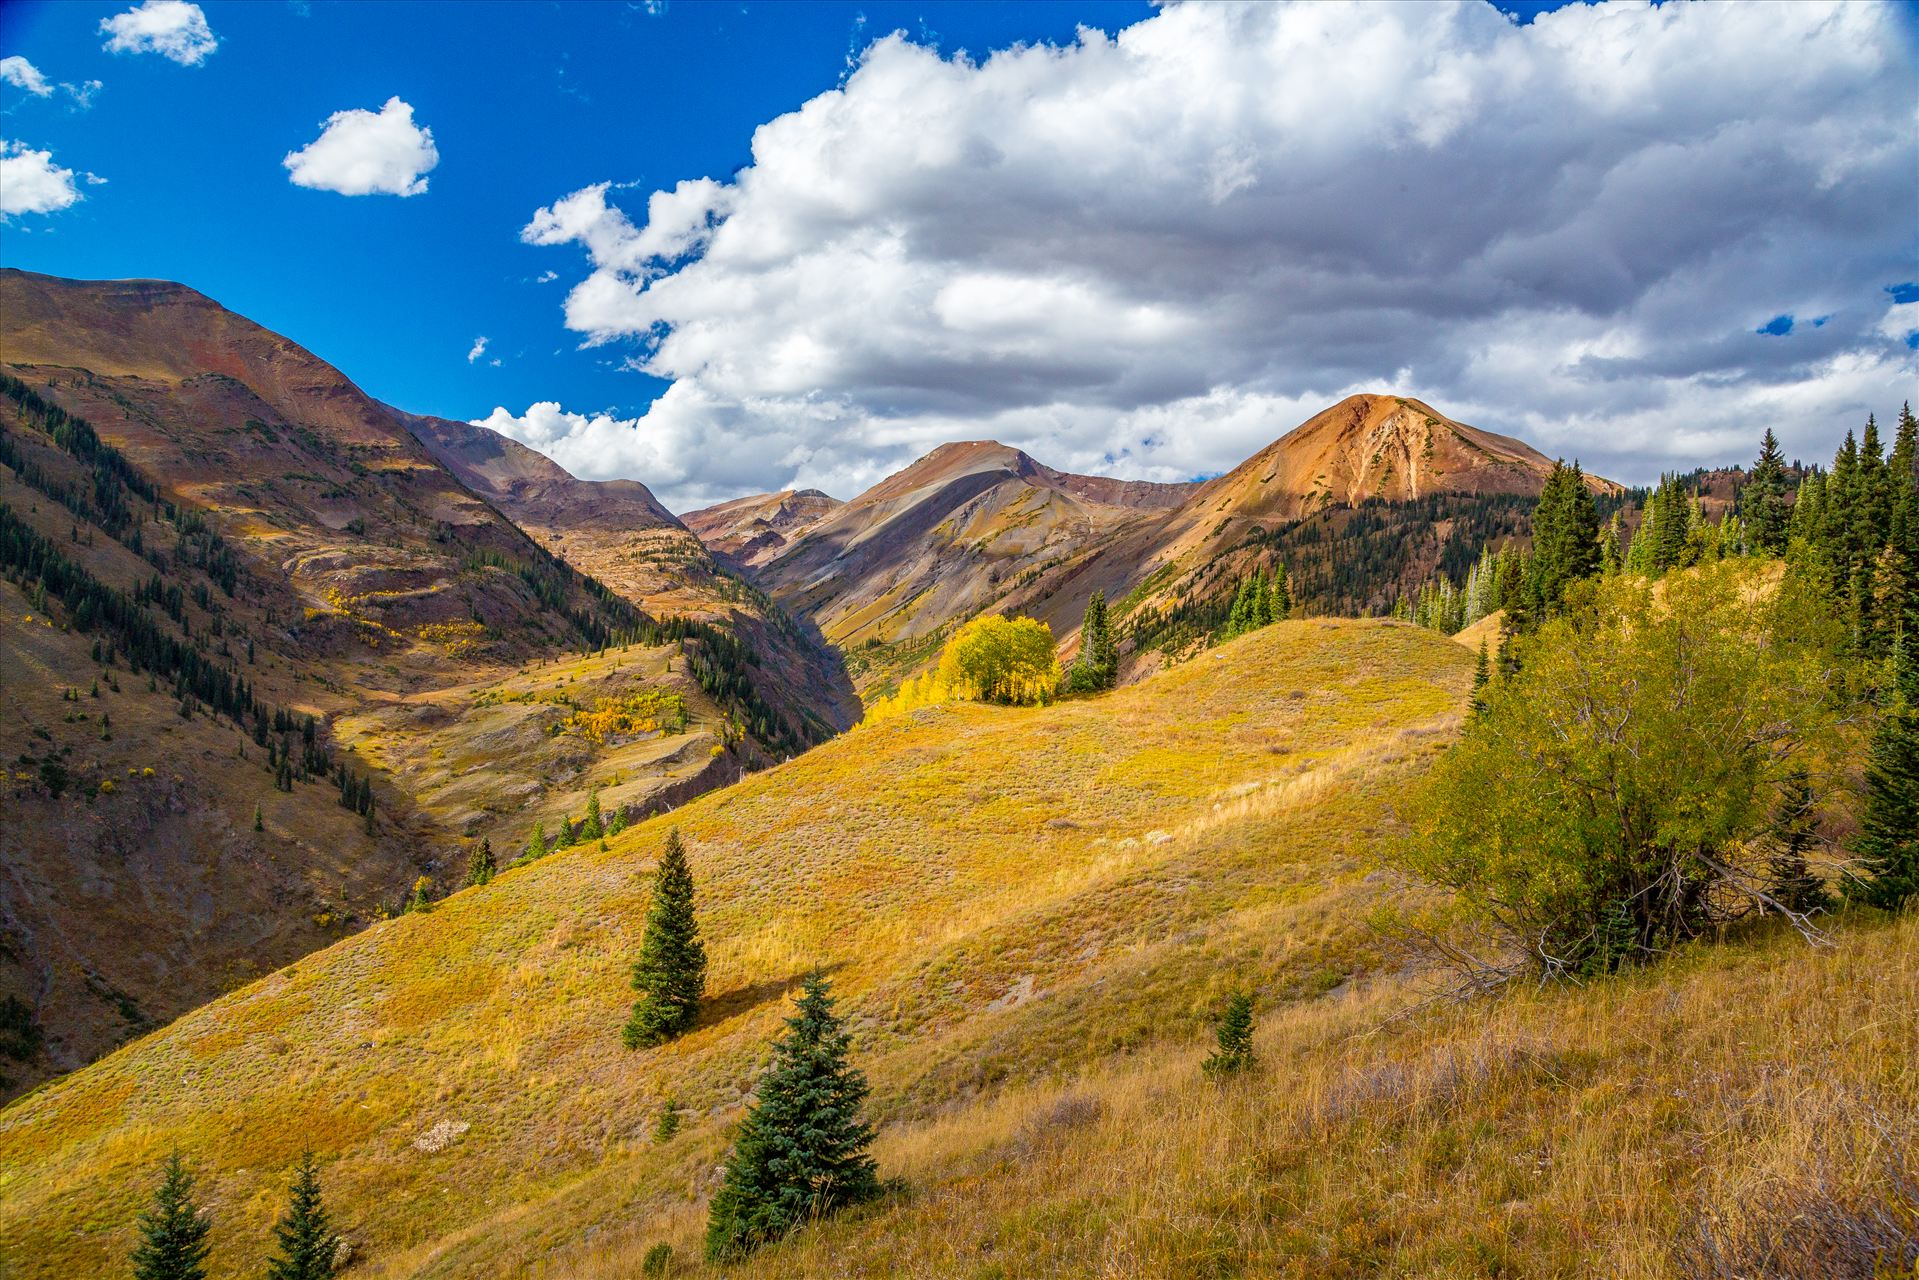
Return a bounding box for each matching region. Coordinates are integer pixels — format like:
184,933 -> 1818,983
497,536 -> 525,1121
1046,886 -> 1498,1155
705,972 -> 879,1261
254,803 -> 264,833
1271,561 -> 1292,620
1068,590 -> 1118,693
1766,770 -> 1831,915
1746,428 -> 1792,554
527,820 -> 547,863
583,787 -> 605,841
1848,633 -> 1919,910
1201,990 -> 1255,1076
131,1154 -> 211,1280
266,1151 -> 338,1280
623,829 -> 707,1048
465,838 -> 495,888
1469,640 -> 1490,716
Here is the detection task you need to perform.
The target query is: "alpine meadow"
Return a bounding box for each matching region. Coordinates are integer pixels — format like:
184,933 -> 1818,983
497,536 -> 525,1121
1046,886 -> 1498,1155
1,2 -> 1915,1279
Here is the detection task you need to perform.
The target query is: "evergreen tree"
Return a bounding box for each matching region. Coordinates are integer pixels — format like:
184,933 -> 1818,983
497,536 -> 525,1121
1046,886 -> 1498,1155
1270,561 -> 1292,620
465,838 -> 495,888
623,829 -> 707,1048
1470,639 -> 1490,717
527,820 -> 547,863
583,787 -> 605,841
1848,632 -> 1919,910
705,972 -> 879,1261
406,876 -> 432,914
1201,989 -> 1256,1077
1746,428 -> 1792,554
131,1154 -> 211,1280
1766,770 -> 1832,915
254,802 -> 264,833
1067,590 -> 1118,693
554,816 -> 577,849
1529,461 -> 1601,611
266,1151 -> 338,1280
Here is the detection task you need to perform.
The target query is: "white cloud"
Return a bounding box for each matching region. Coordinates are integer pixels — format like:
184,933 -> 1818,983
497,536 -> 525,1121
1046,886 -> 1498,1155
0,140 -> 83,217
522,1 -> 1919,497
1,56 -> 52,97
99,0 -> 218,66
467,336 -> 489,363
284,96 -> 438,197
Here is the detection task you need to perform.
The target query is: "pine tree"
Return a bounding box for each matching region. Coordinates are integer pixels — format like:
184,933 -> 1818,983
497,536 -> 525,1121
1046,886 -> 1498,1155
1202,989 -> 1255,1076
1746,428 -> 1792,554
266,1151 -> 338,1280
1469,640 -> 1490,716
465,838 -> 495,888
131,1154 -> 211,1280
1271,561 -> 1292,620
254,803 -> 264,833
406,876 -> 432,914
583,787 -> 605,841
1529,461 -> 1601,611
705,972 -> 879,1261
622,829 -> 707,1048
1067,590 -> 1118,693
1765,769 -> 1831,915
1848,632 -> 1919,910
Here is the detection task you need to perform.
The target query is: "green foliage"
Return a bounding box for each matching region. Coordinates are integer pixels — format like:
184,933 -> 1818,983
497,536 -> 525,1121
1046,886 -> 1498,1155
1527,460 -> 1602,613
582,787 -> 605,841
1766,770 -> 1833,916
1848,632 -> 1919,910
653,1098 -> 682,1144
1065,590 -> 1119,694
623,830 -> 707,1048
131,1154 -> 210,1280
1219,565 -> 1289,641
641,1242 -> 674,1276
705,972 -> 879,1261
465,838 -> 495,888
266,1152 -> 338,1280
1746,428 -> 1792,554
1201,990 -> 1255,1077
1468,640 -> 1489,717
1399,566 -> 1853,977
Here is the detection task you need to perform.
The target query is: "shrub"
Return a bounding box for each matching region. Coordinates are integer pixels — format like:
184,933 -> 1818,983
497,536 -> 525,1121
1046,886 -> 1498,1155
1397,565 -> 1857,982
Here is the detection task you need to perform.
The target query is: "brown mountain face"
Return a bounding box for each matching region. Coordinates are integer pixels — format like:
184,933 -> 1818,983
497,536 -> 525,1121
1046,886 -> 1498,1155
719,396 -> 1615,695
681,488 -> 843,568
405,414 -> 860,740
0,270 -> 833,1098
742,441 -> 1199,692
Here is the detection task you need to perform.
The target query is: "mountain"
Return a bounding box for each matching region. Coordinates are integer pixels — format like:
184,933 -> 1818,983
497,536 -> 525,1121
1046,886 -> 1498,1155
682,488 -> 844,568
0,270 -> 836,1097
404,415 -> 859,740
718,395 -> 1618,694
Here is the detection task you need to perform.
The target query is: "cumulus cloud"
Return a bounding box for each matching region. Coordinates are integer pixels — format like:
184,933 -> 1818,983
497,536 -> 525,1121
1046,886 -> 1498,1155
524,1 -> 1919,499
100,0 -> 218,66
467,336 -> 489,363
0,140 -> 83,217
284,96 -> 438,197
1,56 -> 52,97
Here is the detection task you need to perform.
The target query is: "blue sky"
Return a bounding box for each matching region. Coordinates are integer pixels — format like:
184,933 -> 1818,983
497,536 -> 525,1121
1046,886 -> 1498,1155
1,0 -> 1156,429
3,1 -> 1915,507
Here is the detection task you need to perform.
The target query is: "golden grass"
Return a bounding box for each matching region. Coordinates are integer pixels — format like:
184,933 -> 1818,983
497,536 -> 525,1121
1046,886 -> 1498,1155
2,617 -> 1910,1280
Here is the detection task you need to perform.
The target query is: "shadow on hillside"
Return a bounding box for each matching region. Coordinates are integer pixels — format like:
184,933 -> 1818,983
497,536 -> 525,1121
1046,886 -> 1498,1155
694,962 -> 844,1033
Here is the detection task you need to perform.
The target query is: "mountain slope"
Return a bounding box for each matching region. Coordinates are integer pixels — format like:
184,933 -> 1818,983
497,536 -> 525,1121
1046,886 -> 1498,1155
0,618 -> 1471,1277
681,488 -> 843,569
404,416 -> 859,740
4,618 -> 1907,1280
0,271 -> 825,1097
721,396 -> 1619,695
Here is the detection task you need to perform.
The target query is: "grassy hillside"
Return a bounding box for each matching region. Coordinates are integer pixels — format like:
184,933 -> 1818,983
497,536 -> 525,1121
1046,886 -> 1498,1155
3,617 -> 1911,1279
0,618 -> 1468,1275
